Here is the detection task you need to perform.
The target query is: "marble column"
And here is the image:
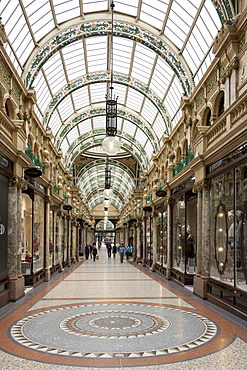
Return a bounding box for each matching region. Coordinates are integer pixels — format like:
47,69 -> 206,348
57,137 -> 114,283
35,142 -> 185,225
166,198 -> 172,279
193,181 -> 210,299
142,216 -> 147,266
136,222 -> 141,262
67,215 -> 71,266
57,212 -> 63,272
8,177 -> 24,301
44,195 -> 51,282
133,223 -> 137,261
151,214 -> 157,271
196,190 -> 203,275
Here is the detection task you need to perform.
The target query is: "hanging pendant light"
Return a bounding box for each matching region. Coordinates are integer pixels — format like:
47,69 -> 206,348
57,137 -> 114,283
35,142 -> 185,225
102,1 -> 121,156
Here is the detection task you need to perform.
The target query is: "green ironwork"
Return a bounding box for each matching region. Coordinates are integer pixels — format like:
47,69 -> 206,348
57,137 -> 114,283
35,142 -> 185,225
173,147 -> 194,176
53,181 -> 59,195
63,193 -> 68,202
146,193 -> 152,203
25,142 -> 44,173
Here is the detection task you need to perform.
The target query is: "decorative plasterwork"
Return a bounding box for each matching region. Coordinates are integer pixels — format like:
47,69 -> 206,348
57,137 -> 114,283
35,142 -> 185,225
56,106 -> 159,154
24,21 -> 192,96
44,72 -> 170,134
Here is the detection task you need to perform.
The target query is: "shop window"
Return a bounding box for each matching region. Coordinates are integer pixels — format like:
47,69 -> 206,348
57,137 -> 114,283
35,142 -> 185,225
156,210 -> 168,265
33,194 -> 45,273
172,192 -> 197,274
210,164 -> 247,291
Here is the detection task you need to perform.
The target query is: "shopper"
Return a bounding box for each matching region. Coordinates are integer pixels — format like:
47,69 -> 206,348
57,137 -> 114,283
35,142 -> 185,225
119,244 -> 125,263
92,243 -> 98,261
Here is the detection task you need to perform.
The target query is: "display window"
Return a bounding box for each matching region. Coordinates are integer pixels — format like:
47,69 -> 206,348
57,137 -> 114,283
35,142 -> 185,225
156,210 -> 168,265
172,191 -> 197,274
21,192 -> 45,275
210,163 -> 247,292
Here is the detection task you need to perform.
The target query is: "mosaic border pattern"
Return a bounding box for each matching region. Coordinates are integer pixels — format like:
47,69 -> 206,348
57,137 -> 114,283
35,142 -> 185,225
10,303 -> 217,359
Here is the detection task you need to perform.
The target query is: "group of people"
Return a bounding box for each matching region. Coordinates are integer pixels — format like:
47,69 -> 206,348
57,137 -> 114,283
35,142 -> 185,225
84,243 -> 98,261
84,243 -> 132,263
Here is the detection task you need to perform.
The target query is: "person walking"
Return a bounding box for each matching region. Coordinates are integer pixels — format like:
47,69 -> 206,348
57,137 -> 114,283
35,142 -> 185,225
119,244 -> 125,263
92,243 -> 98,261
112,244 -> 117,258
106,243 -> 112,259
125,245 -> 131,260
85,244 -> 90,260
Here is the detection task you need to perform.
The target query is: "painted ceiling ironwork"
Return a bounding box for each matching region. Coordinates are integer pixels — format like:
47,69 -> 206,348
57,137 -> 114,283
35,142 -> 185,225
1,0 -> 236,212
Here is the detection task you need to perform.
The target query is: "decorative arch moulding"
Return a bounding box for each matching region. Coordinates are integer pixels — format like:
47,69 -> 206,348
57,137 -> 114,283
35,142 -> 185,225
24,21 -> 192,96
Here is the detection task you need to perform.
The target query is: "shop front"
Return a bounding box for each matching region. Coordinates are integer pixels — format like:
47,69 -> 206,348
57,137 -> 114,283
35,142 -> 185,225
154,203 -> 168,276
171,178 -> 197,285
208,143 -> 247,314
21,181 -> 46,286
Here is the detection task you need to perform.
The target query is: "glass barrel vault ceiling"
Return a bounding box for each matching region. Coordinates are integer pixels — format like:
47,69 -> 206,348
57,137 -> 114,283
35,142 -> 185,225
1,0 -> 233,212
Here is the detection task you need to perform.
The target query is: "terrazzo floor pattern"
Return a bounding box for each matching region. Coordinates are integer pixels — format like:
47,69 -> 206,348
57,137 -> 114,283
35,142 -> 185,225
0,247 -> 247,369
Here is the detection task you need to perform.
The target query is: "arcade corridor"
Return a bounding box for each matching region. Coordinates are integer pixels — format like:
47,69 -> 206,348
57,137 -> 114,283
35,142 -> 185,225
0,246 -> 246,369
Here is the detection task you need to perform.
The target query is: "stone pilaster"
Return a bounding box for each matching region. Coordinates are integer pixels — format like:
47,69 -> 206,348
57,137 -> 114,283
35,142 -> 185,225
8,177 -> 25,301
67,215 -> 71,266
132,223 -> 137,261
151,214 -> 157,271
166,197 -> 172,279
142,217 -> 147,266
136,222 -> 142,262
45,195 -> 51,282
57,211 -> 63,272
196,190 -> 203,275
193,181 -> 210,299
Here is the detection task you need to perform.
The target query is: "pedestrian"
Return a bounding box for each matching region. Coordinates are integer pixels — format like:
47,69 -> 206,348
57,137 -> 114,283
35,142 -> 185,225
85,244 -> 90,260
125,245 -> 131,260
106,243 -> 112,259
92,243 -> 98,261
112,244 -> 117,258
119,244 -> 125,263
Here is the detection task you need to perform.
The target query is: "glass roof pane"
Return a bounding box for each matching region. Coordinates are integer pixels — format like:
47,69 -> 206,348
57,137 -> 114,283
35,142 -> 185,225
126,89 -> 144,113
83,0 -> 108,13
53,0 -> 80,24
35,73 -> 52,112
62,41 -> 86,80
113,37 -> 132,75
115,0 -> 138,16
72,87 -> 90,110
66,126 -> 80,143
141,99 -> 157,124
131,44 -> 155,85
140,1 -> 167,30
93,116 -> 105,130
122,121 -> 136,136
171,109 -> 182,129
49,110 -> 63,135
57,95 -> 74,121
135,128 -> 148,146
43,53 -> 67,93
90,84 -> 106,103
152,114 -> 165,140
60,139 -> 69,154
86,36 -> 107,73
150,57 -> 173,97
144,141 -> 154,159
24,1 -> 54,42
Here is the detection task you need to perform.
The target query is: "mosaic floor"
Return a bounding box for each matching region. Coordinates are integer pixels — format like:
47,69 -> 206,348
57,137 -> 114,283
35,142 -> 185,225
0,247 -> 247,369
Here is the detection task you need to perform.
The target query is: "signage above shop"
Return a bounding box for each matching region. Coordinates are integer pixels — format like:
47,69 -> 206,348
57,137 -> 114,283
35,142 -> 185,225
63,205 -> 72,211
24,167 -> 42,178
156,190 -> 167,197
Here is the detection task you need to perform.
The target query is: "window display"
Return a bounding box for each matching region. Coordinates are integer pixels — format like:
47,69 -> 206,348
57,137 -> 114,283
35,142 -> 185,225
156,210 -> 168,265
172,192 -> 197,274
210,164 -> 247,291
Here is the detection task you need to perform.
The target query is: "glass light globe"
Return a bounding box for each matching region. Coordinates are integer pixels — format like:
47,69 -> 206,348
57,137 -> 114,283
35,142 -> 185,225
102,136 -> 121,155
103,188 -> 112,197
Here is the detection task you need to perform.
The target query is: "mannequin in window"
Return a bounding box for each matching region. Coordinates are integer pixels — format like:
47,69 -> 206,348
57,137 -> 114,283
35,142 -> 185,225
186,225 -> 195,259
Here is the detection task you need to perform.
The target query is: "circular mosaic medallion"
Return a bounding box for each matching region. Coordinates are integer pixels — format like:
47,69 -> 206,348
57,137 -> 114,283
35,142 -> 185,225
60,310 -> 168,338
10,303 -> 218,358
